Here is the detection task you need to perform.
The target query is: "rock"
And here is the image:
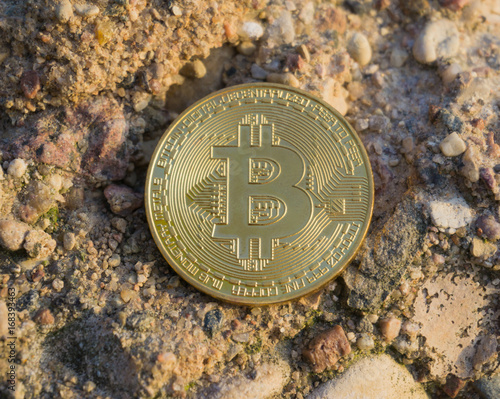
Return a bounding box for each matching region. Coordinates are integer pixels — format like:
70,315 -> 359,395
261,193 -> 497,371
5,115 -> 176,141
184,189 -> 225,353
461,147 -> 480,182
307,354 -> 428,399
23,229 -> 57,258
20,71 -> 41,99
472,335 -> 497,370
33,308 -> 55,325
180,60 -> 207,79
204,309 -> 223,338
19,181 -> 57,224
239,21 -> 264,40
237,41 -> 256,56
266,72 -> 300,88
302,325 -> 351,373
379,317 -> 401,342
401,321 -> 420,340
7,158 -> 27,178
3,97 -> 131,181
0,301 -> 8,337
440,132 -> 467,157
52,278 -> 64,291
251,64 -> 269,80
440,63 -> 462,85
477,215 -> 500,241
428,196 -> 473,230
392,336 -> 419,356
347,33 -> 372,66
120,289 -> 136,303
104,185 -> 143,216
299,2 -> 315,25
202,361 -> 290,399
475,372 -> 500,399
317,6 -> 347,34
412,20 -> 459,64
297,44 -> 311,63
0,219 -> 30,251
63,232 -> 76,251
356,333 -> 375,350
343,195 -> 427,311
413,274 -> 491,379
231,332 -> 250,343
108,254 -> 121,268
171,5 -> 182,16
471,236 -> 497,259
55,0 -> 73,23
390,46 -> 408,68
74,4 -> 100,17
443,374 -> 466,398
270,11 -> 295,45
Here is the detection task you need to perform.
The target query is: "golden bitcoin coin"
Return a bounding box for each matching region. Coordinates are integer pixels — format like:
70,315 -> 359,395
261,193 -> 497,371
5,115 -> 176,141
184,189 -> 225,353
145,83 -> 374,305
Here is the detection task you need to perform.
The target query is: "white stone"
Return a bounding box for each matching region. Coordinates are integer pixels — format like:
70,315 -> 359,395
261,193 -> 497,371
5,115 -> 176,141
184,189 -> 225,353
440,63 -> 462,85
269,11 -> 295,45
74,4 -> 100,17
56,0 -> 74,23
347,33 -> 372,67
7,158 -> 27,178
428,196 -> 473,230
413,20 -> 459,64
63,232 -> 76,251
307,354 -> 428,399
390,46 -> 408,68
299,2 -> 315,25
171,5 -> 182,16
356,334 -> 375,350
211,361 -> 290,399
440,132 -> 466,157
240,21 -> 264,40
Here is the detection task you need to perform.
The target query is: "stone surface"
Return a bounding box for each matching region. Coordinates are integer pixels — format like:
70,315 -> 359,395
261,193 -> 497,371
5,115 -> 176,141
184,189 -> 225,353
428,196 -> 473,230
413,274 -> 495,379
307,355 -> 428,399
302,325 -> 351,373
475,372 -> 500,399
344,195 -> 427,311
476,215 -> 500,241
202,361 -> 290,399
347,33 -> 372,66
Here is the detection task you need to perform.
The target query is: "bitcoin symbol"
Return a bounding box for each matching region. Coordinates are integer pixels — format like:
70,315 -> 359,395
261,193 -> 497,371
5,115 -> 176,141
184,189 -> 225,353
212,114 -> 312,260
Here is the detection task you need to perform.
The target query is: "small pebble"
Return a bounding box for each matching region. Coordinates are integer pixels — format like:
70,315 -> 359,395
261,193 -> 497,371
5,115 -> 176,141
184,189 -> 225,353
440,132 -> 466,157
83,381 -> 96,393
63,232 -> 76,251
52,278 -> 64,292
240,21 -> 264,40
237,41 -> 256,56
180,60 -> 207,79
108,254 -> 121,268
412,20 -> 459,64
232,332 -> 250,343
400,321 -> 420,340
461,147 -> 480,182
379,317 -> 401,342
251,64 -> 268,80
74,4 -> 100,17
471,236 -> 497,259
296,44 -> 311,63
33,308 -> 55,325
440,63 -> 462,86
20,71 -> 41,99
7,158 -> 27,178
476,215 -> 500,241
55,0 -> 73,23
120,289 -> 135,303
356,333 -> 375,350
266,72 -> 300,88
390,47 -> 408,68
271,11 -> 295,45
171,5 -> 182,16
347,33 -> 372,66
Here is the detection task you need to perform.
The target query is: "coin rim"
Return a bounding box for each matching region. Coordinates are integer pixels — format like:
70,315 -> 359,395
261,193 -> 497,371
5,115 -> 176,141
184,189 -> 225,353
145,82 -> 374,305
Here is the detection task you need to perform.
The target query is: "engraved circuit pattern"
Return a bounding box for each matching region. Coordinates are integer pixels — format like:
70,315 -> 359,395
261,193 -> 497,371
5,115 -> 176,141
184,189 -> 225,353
146,84 -> 374,304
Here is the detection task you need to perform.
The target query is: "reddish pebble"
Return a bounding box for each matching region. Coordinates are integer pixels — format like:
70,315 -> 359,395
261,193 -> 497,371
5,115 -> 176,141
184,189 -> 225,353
285,54 -> 305,72
443,374 -> 466,398
302,325 -> 351,373
471,118 -> 485,130
20,70 -> 41,99
33,308 -> 55,325
379,317 -> 402,342
440,0 -> 469,11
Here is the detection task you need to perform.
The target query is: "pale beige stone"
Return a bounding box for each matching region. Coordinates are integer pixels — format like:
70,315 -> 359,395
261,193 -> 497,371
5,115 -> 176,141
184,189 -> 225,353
440,132 -> 467,157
